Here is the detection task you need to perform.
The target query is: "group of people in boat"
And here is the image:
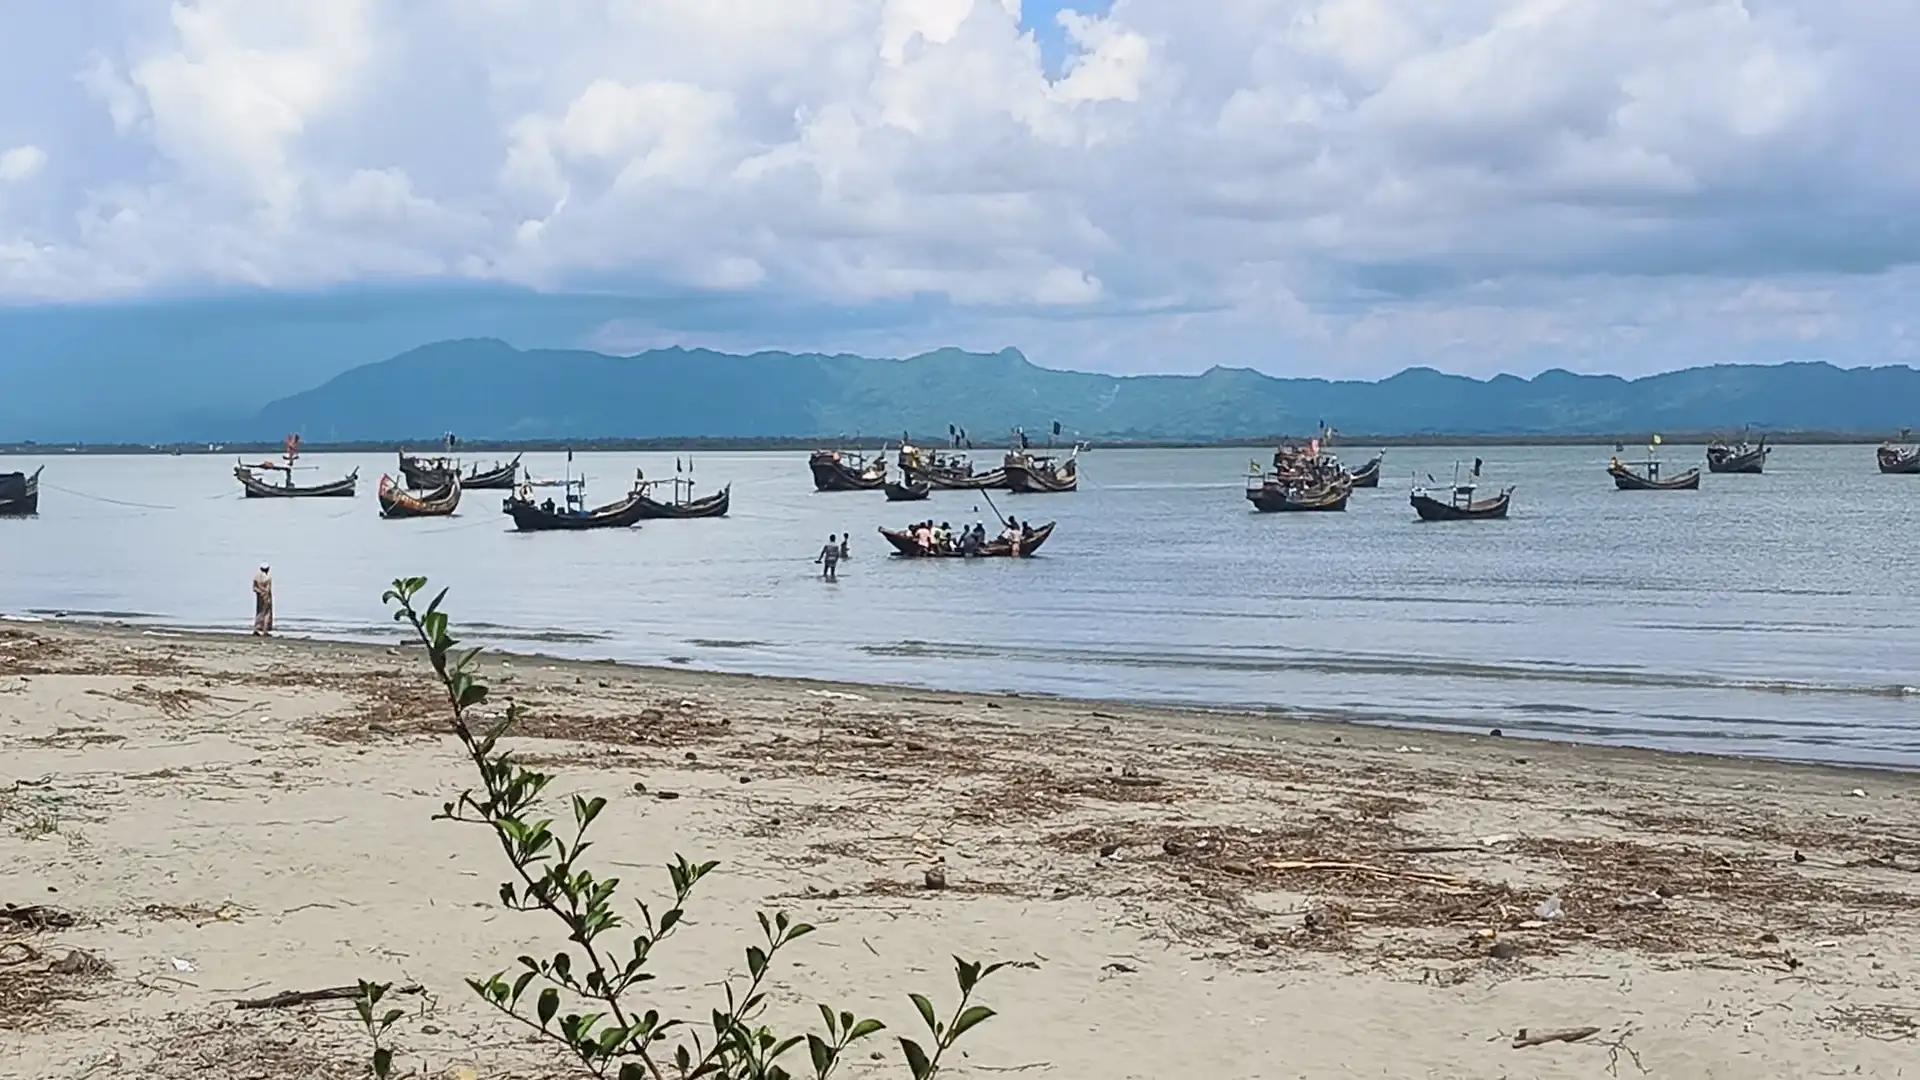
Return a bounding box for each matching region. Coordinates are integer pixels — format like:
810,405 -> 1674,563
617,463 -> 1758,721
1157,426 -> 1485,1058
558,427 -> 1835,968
1271,443 -> 1349,488
902,517 -> 1034,555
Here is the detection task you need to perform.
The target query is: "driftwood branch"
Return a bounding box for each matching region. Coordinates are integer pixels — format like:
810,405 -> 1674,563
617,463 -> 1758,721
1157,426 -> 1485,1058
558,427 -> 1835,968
1513,1026 -> 1601,1048
233,983 -> 422,1010
1266,860 -> 1468,887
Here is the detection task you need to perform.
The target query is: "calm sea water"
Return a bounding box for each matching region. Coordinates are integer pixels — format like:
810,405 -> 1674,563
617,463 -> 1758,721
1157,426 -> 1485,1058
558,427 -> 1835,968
3,446 -> 1916,767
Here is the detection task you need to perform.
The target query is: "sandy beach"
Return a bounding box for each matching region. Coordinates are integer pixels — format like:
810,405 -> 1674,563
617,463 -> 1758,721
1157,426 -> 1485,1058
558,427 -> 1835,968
3,619 -> 1918,1079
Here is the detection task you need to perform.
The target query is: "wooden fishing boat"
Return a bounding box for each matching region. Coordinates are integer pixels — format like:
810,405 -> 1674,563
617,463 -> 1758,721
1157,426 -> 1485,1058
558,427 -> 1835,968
1346,453 -> 1383,488
1246,477 -> 1351,512
898,444 -> 1006,489
884,480 -> 931,502
236,464 -> 359,498
879,521 -> 1054,557
1706,435 -> 1769,474
1411,483 -> 1512,521
502,478 -> 646,531
399,451 -> 522,490
1002,448 -> 1079,493
0,466 -> 40,516
1607,457 -> 1699,490
633,478 -> 730,519
809,449 -> 887,491
1878,431 -> 1920,474
378,475 -> 460,519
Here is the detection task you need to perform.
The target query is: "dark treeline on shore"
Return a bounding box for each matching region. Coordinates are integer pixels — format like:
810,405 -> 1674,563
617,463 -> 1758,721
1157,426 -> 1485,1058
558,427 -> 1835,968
0,430 -> 1901,456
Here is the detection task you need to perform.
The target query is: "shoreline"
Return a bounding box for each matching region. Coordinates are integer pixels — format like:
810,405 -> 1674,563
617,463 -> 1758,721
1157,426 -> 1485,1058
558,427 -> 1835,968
33,613 -> 1920,780
37,614 -> 1920,772
6,620 -> 1920,1078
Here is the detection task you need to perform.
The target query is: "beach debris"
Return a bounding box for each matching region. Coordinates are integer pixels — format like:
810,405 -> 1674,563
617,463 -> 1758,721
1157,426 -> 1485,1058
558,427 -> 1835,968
1489,938 -> 1523,960
1512,1026 -> 1601,1048
234,983 -> 422,1010
49,949 -> 109,976
923,861 -> 948,890
1489,728 -> 1502,737
1614,894 -> 1665,911
170,956 -> 196,973
1098,842 -> 1120,858
1266,860 -> 1469,888
0,903 -> 76,931
804,689 -> 867,702
654,791 -> 681,801
1534,895 -> 1564,921
1101,961 -> 1137,975
1851,788 -> 1868,798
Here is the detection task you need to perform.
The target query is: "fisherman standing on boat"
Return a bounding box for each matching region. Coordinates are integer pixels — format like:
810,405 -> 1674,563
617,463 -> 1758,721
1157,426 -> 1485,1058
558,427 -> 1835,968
251,564 -> 274,636
817,534 -> 842,581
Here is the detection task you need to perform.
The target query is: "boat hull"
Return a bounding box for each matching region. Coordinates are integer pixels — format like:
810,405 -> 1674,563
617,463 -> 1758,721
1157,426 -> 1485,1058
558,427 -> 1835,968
904,466 -> 1009,490
1608,465 -> 1700,491
1003,459 -> 1078,493
503,495 -> 647,531
236,467 -> 359,498
1706,446 -> 1768,474
884,481 -> 931,502
378,476 -> 461,519
1347,455 -> 1382,488
1247,483 -> 1350,512
0,467 -> 40,517
879,521 -> 1054,557
1878,447 -> 1920,474
399,453 -> 521,491
1411,488 -> 1512,521
634,486 -> 730,519
810,455 -> 886,491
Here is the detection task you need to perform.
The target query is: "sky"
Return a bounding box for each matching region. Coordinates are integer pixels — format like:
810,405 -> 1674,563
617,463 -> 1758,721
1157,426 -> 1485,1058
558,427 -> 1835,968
1,0 -> 1917,378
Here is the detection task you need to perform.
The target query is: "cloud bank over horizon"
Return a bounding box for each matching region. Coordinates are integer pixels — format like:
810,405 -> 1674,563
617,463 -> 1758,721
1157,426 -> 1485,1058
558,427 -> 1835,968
1,0 -> 1916,377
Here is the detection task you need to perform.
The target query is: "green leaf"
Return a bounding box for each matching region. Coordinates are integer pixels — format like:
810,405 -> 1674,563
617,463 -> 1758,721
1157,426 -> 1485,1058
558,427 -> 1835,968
909,993 -> 937,1035
955,957 -> 980,994
747,945 -> 768,978
817,1004 -> 836,1036
949,1005 -> 995,1040
848,1018 -> 886,1040
537,988 -> 559,1029
618,1065 -> 649,1080
372,1047 -> 393,1080
787,922 -> 815,941
807,1034 -> 833,1076
900,1038 -> 932,1080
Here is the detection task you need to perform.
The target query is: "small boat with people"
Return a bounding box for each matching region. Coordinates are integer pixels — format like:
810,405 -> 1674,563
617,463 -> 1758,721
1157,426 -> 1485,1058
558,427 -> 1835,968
1410,459 -> 1512,521
398,442 -> 521,490
879,517 -> 1054,558
1878,430 -> 1920,474
809,448 -> 888,491
1705,430 -> 1769,474
1608,436 -> 1700,490
1245,476 -> 1351,512
235,435 -> 358,498
502,458 -> 646,531
0,465 -> 41,516
1247,439 -> 1353,511
884,479 -> 931,502
377,475 -> 461,519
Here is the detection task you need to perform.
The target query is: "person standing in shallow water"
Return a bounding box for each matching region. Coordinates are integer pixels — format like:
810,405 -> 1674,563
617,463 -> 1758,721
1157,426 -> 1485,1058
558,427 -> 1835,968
251,564 -> 274,635
816,535 -> 841,581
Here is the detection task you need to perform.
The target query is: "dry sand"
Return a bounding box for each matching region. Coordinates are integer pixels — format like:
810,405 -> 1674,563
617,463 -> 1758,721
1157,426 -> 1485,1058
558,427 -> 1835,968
3,620 -> 1918,1079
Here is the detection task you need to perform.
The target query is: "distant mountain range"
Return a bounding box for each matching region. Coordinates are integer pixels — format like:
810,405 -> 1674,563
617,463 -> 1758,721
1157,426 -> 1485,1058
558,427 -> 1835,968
5,290 -> 1919,443
246,339 -> 1920,443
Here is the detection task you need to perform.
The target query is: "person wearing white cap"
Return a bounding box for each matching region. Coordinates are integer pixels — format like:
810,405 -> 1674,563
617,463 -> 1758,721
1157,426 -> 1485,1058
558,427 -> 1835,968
252,564 -> 274,636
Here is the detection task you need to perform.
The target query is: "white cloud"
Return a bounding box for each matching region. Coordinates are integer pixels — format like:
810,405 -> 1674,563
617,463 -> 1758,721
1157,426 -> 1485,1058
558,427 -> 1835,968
0,145 -> 47,182
1,0 -> 1918,374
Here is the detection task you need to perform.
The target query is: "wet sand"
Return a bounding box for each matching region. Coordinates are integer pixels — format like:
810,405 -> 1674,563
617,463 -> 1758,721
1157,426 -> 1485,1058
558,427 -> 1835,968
3,620 -> 1918,1078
